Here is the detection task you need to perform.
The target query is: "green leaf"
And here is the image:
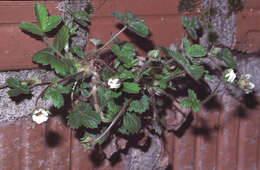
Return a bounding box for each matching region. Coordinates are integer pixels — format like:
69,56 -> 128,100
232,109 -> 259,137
111,11 -> 127,23
127,21 -> 149,38
34,3 -> 48,31
111,44 -> 121,56
6,77 -> 30,97
45,15 -> 62,32
67,8 -> 89,27
181,89 -> 200,112
43,84 -> 71,108
50,58 -> 68,76
104,100 -> 120,122
33,53 -> 76,76
148,49 -> 160,58
181,16 -> 189,27
125,11 -> 143,22
179,37 -> 191,52
112,11 -> 149,38
217,48 -> 236,68
67,111 -> 82,129
123,112 -> 141,134
81,111 -> 101,129
97,87 -> 111,107
190,64 -> 205,80
181,16 -> 200,40
122,82 -> 141,94
45,88 -> 64,108
187,28 -> 197,40
33,48 -> 55,66
180,98 -> 193,108
119,72 -> 135,80
89,38 -> 102,47
128,95 -> 149,114
187,44 -> 207,57
189,89 -> 200,112
19,22 -> 43,36
72,45 -> 85,58
53,25 -> 70,52
111,43 -> 136,64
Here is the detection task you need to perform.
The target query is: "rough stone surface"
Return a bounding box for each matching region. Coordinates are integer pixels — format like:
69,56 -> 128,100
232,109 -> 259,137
124,133 -> 168,170
57,0 -> 89,51
0,69 -> 55,123
200,0 -> 236,48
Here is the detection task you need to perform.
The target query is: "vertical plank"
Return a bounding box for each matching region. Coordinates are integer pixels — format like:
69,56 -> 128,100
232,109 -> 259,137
166,132 -> 174,170
70,131 -> 93,170
0,121 -> 22,170
45,116 -> 71,170
216,95 -> 240,170
237,100 -> 260,170
20,119 -> 47,170
173,113 -> 196,170
194,107 -> 219,170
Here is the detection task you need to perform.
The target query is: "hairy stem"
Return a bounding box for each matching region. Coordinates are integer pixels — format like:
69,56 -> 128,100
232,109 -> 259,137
35,71 -> 84,107
87,25 -> 128,58
201,80 -> 221,104
92,97 -> 133,147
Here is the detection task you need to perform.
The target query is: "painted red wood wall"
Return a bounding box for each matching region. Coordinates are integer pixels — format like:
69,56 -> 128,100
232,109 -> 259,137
0,0 -> 260,170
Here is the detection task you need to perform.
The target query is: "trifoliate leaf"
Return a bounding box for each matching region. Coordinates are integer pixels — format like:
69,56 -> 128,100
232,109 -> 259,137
187,44 -> 207,57
122,82 -> 141,94
67,111 -> 82,129
128,95 -> 149,114
19,22 -> 43,36
6,77 -> 30,97
123,112 -> 141,134
34,3 -> 48,31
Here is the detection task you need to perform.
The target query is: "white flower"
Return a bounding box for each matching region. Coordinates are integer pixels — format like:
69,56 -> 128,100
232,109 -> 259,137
32,108 -> 49,124
108,78 -> 121,89
239,74 -> 255,94
224,69 -> 236,83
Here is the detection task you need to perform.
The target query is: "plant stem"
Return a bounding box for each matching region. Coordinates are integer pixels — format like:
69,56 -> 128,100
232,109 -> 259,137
92,97 -> 133,147
43,37 -> 66,59
201,80 -> 221,104
35,71 -> 84,107
87,25 -> 128,58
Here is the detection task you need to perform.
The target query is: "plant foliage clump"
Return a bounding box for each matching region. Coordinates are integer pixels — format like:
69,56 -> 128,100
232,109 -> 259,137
2,3 -> 253,152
